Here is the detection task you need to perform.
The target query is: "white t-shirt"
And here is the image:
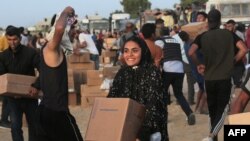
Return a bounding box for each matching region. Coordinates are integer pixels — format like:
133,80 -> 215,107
21,34 -> 29,46
78,33 -> 99,55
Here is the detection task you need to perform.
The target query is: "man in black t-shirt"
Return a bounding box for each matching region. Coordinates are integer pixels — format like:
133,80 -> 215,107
225,19 -> 246,87
189,9 -> 247,141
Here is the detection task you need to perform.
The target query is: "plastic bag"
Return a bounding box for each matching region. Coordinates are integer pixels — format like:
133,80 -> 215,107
150,132 -> 161,141
100,78 -> 113,90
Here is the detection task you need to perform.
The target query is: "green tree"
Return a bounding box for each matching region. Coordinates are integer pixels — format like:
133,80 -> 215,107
180,0 -> 208,8
121,0 -> 151,18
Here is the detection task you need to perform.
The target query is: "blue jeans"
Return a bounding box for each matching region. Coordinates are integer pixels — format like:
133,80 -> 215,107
8,97 -> 38,141
90,54 -> 100,70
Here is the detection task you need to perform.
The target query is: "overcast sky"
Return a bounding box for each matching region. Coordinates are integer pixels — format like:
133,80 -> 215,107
0,0 -> 180,28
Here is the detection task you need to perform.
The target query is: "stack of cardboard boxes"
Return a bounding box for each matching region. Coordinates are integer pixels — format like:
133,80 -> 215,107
103,38 -> 117,49
67,68 -> 77,106
102,65 -> 120,79
101,50 -> 117,64
67,52 -> 94,69
67,53 -> 95,105
77,51 -> 121,108
81,70 -> 108,108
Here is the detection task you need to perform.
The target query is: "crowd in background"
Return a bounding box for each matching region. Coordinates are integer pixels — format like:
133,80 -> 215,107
0,5 -> 250,141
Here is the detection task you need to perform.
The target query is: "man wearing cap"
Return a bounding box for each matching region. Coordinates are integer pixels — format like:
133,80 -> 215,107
189,9 -> 247,141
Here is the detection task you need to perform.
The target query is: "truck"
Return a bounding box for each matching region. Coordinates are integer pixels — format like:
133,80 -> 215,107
206,0 -> 250,26
80,14 -> 109,34
111,13 -> 130,32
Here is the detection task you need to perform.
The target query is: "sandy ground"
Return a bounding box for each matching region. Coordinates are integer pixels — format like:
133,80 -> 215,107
0,103 -> 226,141
0,81 -> 228,141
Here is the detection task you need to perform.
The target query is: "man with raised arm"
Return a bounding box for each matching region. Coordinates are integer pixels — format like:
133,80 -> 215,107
35,6 -> 83,141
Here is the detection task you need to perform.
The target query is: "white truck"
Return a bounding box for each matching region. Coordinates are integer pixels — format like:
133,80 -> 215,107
111,13 -> 130,32
80,15 -> 109,34
206,0 -> 250,26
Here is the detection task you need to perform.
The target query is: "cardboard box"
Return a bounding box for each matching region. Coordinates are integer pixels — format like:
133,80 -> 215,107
87,70 -> 103,79
67,53 -> 91,63
0,73 -> 39,98
85,98 -> 146,141
81,95 -> 107,108
99,54 -> 104,64
72,70 -> 87,94
67,61 -> 95,70
103,57 -> 111,64
86,78 -> 103,86
104,38 -> 116,49
103,66 -> 120,79
228,112 -> 250,125
81,85 -> 108,96
103,50 -> 116,58
68,91 -> 77,106
86,70 -> 103,86
68,69 -> 75,90
181,22 -> 208,40
81,84 -> 109,107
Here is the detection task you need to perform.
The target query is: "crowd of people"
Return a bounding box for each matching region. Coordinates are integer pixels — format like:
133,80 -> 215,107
0,5 -> 250,141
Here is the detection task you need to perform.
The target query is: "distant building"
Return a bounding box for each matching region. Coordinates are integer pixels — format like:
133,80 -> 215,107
34,18 -> 51,32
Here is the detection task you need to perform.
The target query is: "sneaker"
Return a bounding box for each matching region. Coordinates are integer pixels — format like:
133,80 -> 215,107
0,120 -> 11,129
187,113 -> 196,125
202,137 -> 213,141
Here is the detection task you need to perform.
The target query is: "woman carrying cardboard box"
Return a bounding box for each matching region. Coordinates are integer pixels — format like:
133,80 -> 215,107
108,36 -> 168,141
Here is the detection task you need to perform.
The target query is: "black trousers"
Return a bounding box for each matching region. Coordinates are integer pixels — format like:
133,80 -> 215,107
205,79 -> 232,141
35,105 -> 83,141
162,72 -> 193,116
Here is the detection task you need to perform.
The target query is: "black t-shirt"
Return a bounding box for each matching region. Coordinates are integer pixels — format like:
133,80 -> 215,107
192,29 -> 235,80
193,31 -> 241,54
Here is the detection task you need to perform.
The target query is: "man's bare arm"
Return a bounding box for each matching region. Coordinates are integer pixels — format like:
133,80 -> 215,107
188,43 -> 200,65
48,6 -> 75,51
43,6 -> 75,67
235,40 -> 248,62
